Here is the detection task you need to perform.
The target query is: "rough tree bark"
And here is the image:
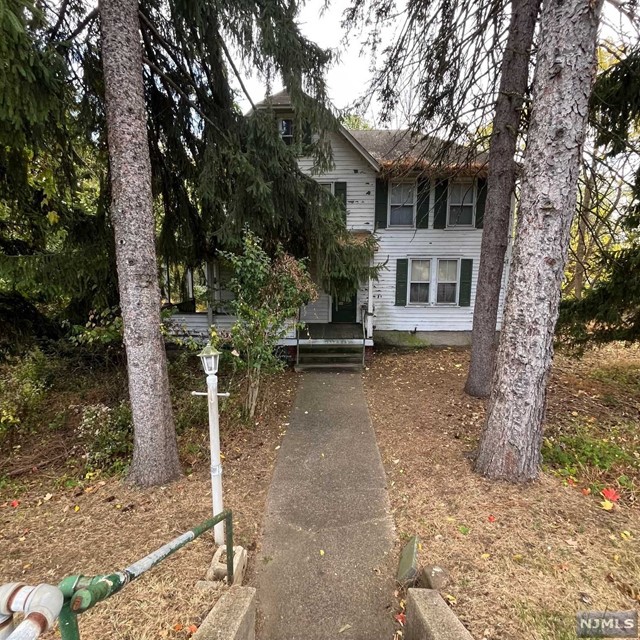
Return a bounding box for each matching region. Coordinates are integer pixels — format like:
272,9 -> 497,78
465,0 -> 541,398
475,0 -> 603,481
100,0 -> 182,486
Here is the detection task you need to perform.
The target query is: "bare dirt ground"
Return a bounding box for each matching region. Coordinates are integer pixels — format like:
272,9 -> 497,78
365,345 -> 640,640
0,369 -> 298,640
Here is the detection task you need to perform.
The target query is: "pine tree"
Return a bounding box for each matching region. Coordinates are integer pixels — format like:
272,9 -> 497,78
465,0 -> 541,398
99,0 -> 181,486
475,0 -> 604,482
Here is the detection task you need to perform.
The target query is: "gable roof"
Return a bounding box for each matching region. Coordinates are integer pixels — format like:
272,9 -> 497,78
350,129 -> 489,176
254,88 -> 380,171
254,88 -> 293,109
254,90 -> 487,176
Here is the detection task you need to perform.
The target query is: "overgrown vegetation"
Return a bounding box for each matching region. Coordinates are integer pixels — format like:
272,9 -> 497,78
220,230 -> 316,418
0,340 -> 274,481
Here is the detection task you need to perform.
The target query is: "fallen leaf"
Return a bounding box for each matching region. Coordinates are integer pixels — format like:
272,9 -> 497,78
458,525 -> 470,535
319,549 -> 325,556
487,515 -> 496,523
173,623 -> 183,632
10,500 -> 19,508
602,488 -> 621,503
601,499 -> 615,511
394,613 -> 406,626
620,531 -> 633,540
480,553 -> 491,560
339,623 -> 352,633
443,593 -> 457,605
74,505 -> 80,512
43,493 -> 53,502
581,487 -> 591,496
186,624 -> 198,634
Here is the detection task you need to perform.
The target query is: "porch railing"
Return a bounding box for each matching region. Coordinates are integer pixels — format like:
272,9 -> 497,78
0,511 -> 234,640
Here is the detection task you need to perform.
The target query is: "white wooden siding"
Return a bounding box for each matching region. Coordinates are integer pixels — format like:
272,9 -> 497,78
373,227 -> 508,332
168,312 -> 296,341
298,131 -> 376,231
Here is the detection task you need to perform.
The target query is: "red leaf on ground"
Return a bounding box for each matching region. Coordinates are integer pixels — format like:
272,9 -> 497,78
582,487 -> 591,496
10,500 -> 19,508
394,613 -> 406,626
488,515 -> 496,523
601,488 -> 620,503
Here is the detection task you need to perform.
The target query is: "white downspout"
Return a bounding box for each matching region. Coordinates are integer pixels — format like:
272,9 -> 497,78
0,583 -> 64,640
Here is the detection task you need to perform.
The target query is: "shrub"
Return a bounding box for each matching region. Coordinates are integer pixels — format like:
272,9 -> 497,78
0,349 -> 50,444
220,230 -> 316,418
77,402 -> 133,474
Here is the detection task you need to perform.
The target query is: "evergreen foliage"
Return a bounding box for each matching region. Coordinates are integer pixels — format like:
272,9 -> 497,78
1,0 -> 379,343
558,47 -> 640,347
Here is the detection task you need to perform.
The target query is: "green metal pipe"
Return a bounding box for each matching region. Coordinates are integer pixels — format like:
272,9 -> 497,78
58,511 -> 234,640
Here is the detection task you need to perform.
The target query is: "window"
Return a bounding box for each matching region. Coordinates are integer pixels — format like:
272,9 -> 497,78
279,119 -> 294,145
448,181 -> 475,226
409,259 -> 431,304
437,259 -> 458,304
389,183 -> 415,226
319,182 -> 333,194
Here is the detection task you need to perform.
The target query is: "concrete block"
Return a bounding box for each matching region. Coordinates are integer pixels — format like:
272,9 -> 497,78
397,536 -> 421,587
195,580 -> 225,597
206,546 -> 247,585
192,586 -> 256,640
418,565 -> 450,591
405,589 -> 473,640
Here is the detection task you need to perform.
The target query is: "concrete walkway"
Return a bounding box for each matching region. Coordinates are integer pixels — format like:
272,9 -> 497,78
256,372 -> 396,640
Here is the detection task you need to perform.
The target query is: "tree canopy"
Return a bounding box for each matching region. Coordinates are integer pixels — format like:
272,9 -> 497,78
0,0 -> 377,348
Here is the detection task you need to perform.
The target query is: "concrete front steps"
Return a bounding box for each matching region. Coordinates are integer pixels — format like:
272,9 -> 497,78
294,342 -> 364,371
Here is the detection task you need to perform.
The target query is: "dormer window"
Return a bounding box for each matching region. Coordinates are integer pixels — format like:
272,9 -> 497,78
279,119 -> 294,146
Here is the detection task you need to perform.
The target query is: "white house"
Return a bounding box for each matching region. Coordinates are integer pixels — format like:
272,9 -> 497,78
170,90 -> 510,366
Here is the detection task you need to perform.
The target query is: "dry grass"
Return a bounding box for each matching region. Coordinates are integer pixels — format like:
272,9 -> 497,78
0,369 -> 299,640
365,345 -> 640,640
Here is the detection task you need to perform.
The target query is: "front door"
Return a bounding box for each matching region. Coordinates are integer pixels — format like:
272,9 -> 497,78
332,293 -> 358,323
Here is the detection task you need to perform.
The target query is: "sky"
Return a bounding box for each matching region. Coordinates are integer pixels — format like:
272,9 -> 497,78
238,0 -> 381,119
235,0 -> 636,125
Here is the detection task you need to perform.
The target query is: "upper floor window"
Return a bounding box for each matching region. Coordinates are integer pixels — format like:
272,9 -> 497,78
279,119 -> 294,145
389,182 -> 415,226
448,181 -> 475,227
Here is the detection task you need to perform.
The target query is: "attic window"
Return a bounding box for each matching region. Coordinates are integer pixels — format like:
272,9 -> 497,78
279,119 -> 294,146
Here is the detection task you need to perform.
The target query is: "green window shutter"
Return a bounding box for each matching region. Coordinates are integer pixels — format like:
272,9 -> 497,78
395,259 -> 408,306
416,178 -> 430,229
459,259 -> 473,307
334,182 -> 347,221
433,179 -> 448,229
475,178 -> 487,229
375,179 -> 388,229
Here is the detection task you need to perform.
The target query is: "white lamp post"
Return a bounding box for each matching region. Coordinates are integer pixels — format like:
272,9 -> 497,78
197,344 -> 225,546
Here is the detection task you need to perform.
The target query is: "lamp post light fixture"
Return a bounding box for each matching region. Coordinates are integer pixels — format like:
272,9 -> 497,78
198,344 -> 220,376
196,344 -> 226,545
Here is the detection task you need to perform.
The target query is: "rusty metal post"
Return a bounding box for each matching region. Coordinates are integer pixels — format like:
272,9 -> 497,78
225,511 -> 234,584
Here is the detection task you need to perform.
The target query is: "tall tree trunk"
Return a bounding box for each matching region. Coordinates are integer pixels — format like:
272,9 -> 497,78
475,0 -> 603,482
465,0 -> 541,398
100,0 -> 181,486
574,177 -> 592,299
